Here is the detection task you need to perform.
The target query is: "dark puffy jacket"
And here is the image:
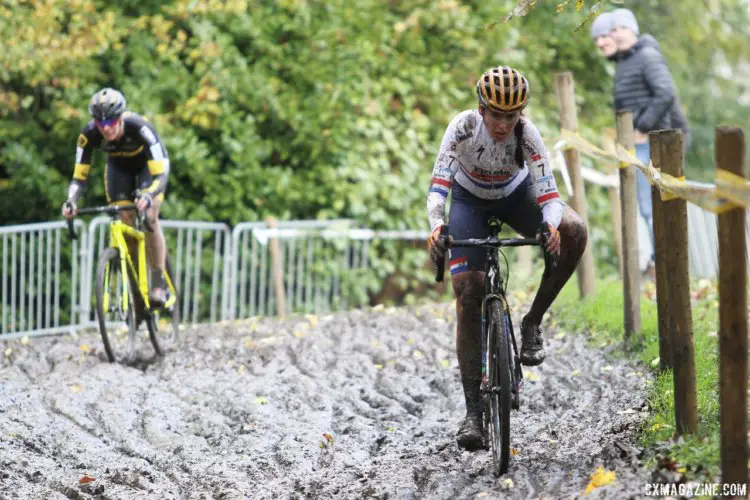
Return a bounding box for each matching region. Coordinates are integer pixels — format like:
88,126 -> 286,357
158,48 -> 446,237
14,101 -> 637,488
613,34 -> 677,134
637,35 -> 692,150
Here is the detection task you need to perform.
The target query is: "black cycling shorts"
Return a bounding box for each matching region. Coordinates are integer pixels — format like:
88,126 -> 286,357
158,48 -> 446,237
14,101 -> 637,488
104,160 -> 166,203
447,175 -> 542,276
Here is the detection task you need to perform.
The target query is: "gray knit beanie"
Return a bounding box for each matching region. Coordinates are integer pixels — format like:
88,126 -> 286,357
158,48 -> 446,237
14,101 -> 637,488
590,12 -> 613,39
610,8 -> 640,35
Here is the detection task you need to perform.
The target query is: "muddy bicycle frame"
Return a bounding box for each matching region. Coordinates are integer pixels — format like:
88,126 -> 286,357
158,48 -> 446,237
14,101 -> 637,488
67,205 -> 177,312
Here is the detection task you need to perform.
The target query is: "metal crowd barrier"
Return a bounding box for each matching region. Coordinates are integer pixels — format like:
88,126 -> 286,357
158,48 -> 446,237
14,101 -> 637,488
0,211 -> 742,339
1,220 -> 86,339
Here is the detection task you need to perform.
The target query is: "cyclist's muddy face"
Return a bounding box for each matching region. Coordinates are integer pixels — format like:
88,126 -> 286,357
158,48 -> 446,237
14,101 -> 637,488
96,117 -> 124,142
480,108 -> 521,142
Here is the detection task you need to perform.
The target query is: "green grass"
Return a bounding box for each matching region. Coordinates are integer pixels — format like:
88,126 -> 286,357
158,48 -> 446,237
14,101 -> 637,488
550,277 -> 723,481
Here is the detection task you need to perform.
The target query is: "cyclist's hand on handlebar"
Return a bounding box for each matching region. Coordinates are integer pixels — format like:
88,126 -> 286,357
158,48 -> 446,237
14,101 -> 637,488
537,222 -> 561,256
135,191 -> 153,213
428,224 -> 449,263
61,200 -> 77,219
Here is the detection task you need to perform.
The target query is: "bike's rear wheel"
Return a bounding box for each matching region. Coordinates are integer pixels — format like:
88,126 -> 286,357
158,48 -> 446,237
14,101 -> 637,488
486,297 -> 512,476
95,248 -> 136,363
146,254 -> 180,356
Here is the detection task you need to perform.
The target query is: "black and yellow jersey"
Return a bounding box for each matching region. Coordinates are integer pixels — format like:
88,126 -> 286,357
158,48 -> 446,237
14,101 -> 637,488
70,111 -> 169,197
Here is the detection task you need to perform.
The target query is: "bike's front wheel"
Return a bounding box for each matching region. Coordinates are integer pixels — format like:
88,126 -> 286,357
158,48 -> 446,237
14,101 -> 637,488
486,297 -> 512,476
95,247 -> 136,363
146,253 -> 180,356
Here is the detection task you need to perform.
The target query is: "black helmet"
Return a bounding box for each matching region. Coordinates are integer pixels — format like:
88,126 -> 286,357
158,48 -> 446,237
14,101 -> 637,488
89,88 -> 126,121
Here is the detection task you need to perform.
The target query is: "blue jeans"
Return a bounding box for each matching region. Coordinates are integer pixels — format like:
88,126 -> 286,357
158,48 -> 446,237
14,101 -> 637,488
635,143 -> 654,259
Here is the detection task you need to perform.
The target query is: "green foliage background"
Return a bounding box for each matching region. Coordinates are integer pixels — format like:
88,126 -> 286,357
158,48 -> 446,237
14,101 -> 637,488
1,0 -> 748,279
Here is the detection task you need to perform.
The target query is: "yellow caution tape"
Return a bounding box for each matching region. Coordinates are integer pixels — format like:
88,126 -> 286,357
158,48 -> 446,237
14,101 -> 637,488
558,128 -> 743,215
560,129 -> 616,161
659,175 -> 684,202
617,148 -> 635,170
715,169 -> 750,209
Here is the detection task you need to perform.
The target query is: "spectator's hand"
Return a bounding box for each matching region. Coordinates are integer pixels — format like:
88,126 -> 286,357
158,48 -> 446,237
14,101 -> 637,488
428,225 -> 448,263
537,222 -> 561,256
634,130 -> 649,144
61,200 -> 77,219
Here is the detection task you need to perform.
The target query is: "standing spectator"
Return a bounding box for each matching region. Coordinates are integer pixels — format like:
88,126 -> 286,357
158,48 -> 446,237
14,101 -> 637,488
592,8 -> 682,269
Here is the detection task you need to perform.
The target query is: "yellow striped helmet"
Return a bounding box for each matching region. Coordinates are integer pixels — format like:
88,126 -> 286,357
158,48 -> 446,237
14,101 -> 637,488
476,66 -> 529,112
89,88 -> 126,121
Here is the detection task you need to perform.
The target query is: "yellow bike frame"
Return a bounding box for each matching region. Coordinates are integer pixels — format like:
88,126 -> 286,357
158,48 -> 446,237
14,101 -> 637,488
102,219 -> 177,314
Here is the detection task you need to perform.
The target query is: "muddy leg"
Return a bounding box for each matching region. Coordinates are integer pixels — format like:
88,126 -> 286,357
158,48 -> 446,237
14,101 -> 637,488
452,270 -> 485,450
525,205 -> 588,324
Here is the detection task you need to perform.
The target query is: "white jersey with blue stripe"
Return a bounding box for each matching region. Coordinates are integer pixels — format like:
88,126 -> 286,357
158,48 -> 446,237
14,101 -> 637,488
426,110 -> 563,231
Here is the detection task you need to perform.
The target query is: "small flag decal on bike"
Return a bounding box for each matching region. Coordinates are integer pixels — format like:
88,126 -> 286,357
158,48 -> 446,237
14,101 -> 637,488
449,257 -> 468,275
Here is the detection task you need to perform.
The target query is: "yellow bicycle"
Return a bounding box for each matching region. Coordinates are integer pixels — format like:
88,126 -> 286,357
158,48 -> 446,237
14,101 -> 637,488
67,204 -> 180,363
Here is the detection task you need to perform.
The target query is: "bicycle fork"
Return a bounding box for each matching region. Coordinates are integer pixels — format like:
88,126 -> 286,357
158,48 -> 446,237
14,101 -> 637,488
481,296 -> 524,402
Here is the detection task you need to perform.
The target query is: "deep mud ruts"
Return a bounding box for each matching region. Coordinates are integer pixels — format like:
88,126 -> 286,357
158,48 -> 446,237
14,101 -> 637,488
0,301 -> 651,499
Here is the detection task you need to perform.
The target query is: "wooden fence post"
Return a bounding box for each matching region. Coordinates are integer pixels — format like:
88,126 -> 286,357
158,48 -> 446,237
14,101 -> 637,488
555,72 -> 595,298
654,129 -> 697,435
266,217 -> 287,318
649,133 -> 673,372
716,126 -> 748,486
601,132 -> 623,277
615,112 -> 640,338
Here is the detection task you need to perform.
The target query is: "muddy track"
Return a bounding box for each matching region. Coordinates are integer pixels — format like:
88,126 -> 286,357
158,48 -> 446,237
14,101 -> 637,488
0,300 -> 651,499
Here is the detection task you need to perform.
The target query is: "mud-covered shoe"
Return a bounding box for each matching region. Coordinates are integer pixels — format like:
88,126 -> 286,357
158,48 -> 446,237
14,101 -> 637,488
456,413 -> 483,451
149,268 -> 167,308
520,317 -> 546,366
149,287 -> 167,308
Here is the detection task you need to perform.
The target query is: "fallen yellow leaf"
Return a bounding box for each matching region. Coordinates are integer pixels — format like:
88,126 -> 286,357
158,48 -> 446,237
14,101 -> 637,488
374,363 -> 384,370
20,336 -> 30,345
525,371 -> 540,382
584,466 -> 616,495
554,331 -> 566,340
413,350 -> 424,358
601,365 -> 613,372
306,314 -> 319,328
70,384 -> 82,393
440,359 -> 450,368
511,448 -> 520,456
650,423 -> 671,432
80,344 -> 92,353
255,396 -> 268,405
571,369 -> 581,377
502,478 -> 514,489
3,347 -> 11,357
